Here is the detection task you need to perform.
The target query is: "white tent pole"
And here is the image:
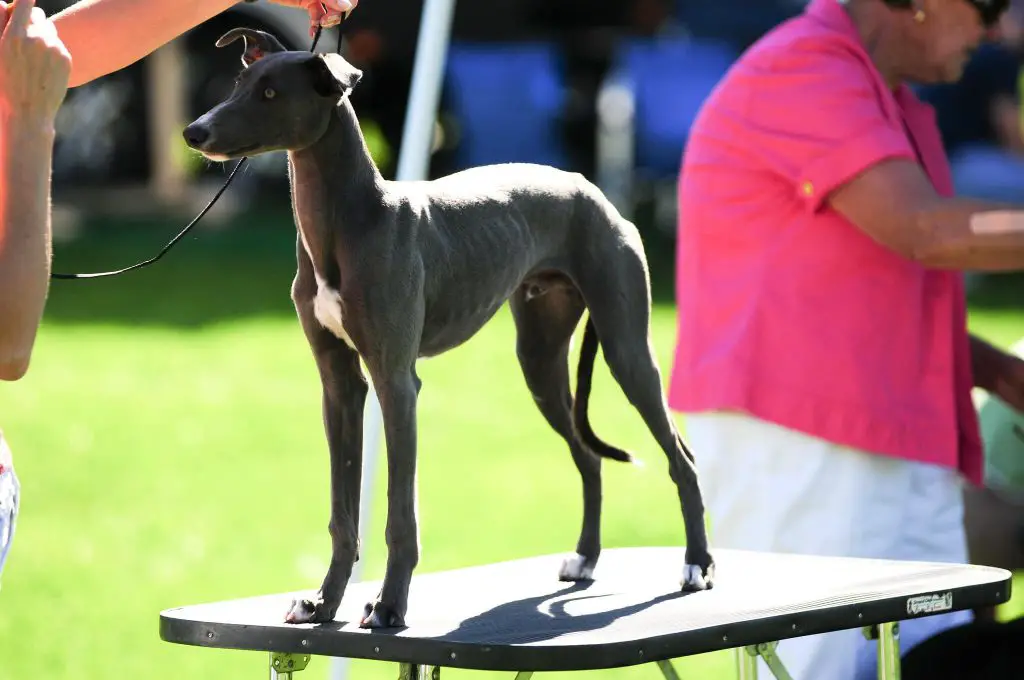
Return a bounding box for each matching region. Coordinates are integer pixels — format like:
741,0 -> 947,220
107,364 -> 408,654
330,0 -> 458,676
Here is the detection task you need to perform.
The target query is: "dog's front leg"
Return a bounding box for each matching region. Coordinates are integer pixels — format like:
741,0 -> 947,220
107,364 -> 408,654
285,241 -> 369,625
359,369 -> 420,629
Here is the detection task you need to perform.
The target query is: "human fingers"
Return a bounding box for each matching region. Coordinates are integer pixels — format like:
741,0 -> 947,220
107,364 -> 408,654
320,13 -> 343,29
23,6 -> 50,40
32,14 -> 69,58
0,3 -> 9,36
319,2 -> 354,28
4,0 -> 36,38
307,3 -> 321,37
321,0 -> 354,11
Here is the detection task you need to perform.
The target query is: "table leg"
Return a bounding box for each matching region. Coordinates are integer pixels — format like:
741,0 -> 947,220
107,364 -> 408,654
398,663 -> 441,680
269,653 -> 310,680
395,665 -> 534,680
737,642 -> 793,680
737,646 -> 758,680
863,622 -> 902,680
656,659 -> 682,680
875,622 -> 901,680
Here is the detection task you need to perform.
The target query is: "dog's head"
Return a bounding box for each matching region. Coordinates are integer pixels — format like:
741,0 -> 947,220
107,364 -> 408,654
182,28 -> 363,160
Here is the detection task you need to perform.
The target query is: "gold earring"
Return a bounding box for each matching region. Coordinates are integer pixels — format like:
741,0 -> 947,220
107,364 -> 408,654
914,9 -> 926,22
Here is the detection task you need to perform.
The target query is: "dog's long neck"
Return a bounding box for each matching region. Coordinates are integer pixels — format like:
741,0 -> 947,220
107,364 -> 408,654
287,96 -> 386,280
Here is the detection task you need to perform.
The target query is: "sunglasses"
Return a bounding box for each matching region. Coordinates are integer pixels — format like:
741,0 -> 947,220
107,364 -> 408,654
970,0 -> 1010,27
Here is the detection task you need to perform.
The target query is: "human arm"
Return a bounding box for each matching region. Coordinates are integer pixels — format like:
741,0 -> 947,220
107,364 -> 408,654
821,40 -> 1024,271
743,40 -> 1024,272
0,120 -> 57,381
826,161 -> 1024,271
53,0 -> 238,87
822,47 -> 1024,269
969,334 -> 1024,413
51,0 -> 356,88
0,0 -> 71,380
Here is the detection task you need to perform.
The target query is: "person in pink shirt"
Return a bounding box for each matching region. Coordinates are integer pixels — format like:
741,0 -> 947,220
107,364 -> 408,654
671,0 -> 1024,677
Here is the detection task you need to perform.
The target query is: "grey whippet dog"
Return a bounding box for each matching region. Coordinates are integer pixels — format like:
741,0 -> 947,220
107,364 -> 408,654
182,27 -> 715,629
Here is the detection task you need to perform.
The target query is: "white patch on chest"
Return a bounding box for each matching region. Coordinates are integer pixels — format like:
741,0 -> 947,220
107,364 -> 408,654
313,274 -> 355,349
299,229 -> 355,350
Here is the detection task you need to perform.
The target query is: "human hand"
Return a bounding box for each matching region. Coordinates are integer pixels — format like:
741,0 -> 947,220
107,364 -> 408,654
0,0 -> 72,126
991,352 -> 1024,415
266,0 -> 357,38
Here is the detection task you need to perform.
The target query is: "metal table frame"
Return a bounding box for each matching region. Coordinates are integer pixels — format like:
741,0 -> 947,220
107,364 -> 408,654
262,621 -> 900,680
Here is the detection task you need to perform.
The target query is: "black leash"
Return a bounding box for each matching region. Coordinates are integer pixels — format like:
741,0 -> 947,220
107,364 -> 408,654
52,13 -> 344,280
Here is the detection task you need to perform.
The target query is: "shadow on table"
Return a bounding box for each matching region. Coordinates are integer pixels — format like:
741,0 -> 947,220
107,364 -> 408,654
425,581 -> 688,645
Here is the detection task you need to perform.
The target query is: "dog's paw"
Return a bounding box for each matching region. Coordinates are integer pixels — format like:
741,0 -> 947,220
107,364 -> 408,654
558,553 -> 595,582
284,595 -> 337,624
680,561 -> 715,592
359,600 -> 405,629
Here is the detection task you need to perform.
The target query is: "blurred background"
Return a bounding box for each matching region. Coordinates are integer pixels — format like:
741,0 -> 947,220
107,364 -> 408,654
0,1 -> 1022,679
39,0 -> 816,240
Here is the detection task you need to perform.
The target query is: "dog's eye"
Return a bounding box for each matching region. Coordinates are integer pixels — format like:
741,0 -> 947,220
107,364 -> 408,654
263,87 -> 276,100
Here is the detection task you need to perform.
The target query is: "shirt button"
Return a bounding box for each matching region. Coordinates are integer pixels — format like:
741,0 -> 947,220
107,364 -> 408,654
801,180 -> 814,196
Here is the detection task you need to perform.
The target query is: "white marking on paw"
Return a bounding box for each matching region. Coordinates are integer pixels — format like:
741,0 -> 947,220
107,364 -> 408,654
680,563 -> 710,591
558,553 -> 594,580
313,274 -> 355,349
285,598 -> 315,624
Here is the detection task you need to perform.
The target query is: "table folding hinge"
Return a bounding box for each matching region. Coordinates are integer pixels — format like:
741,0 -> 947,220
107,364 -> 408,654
862,622 -> 900,641
398,663 -> 441,680
744,641 -> 794,680
269,652 -> 310,680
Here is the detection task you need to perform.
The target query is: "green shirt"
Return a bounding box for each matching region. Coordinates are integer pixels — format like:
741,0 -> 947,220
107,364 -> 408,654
976,338 -> 1024,499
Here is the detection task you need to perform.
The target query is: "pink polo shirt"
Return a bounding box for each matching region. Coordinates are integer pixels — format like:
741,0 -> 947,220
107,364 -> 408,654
668,0 -> 983,485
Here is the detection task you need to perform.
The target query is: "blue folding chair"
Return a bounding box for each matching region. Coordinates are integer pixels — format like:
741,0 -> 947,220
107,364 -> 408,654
673,0 -> 802,49
609,36 -> 738,178
443,41 -> 570,171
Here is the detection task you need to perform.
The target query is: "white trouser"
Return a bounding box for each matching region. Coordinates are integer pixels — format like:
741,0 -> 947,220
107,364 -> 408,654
684,411 -> 972,680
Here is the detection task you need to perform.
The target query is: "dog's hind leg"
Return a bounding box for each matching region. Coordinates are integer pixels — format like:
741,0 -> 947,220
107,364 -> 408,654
510,279 -> 603,581
577,227 -> 715,591
285,236 -> 369,625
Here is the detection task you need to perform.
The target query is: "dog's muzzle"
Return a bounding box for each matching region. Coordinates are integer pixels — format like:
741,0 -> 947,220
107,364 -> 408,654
182,122 -> 211,149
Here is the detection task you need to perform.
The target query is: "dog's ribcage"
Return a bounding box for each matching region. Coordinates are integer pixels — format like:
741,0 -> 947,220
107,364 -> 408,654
409,167 -> 582,355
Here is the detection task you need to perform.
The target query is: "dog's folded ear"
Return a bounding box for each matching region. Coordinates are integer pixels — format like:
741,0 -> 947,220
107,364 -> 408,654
306,53 -> 363,100
215,28 -> 287,67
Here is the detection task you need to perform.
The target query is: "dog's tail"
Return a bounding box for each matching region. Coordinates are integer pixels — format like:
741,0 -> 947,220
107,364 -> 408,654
572,315 -> 635,463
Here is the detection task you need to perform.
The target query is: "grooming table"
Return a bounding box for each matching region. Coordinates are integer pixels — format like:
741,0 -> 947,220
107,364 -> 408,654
159,546 -> 1011,680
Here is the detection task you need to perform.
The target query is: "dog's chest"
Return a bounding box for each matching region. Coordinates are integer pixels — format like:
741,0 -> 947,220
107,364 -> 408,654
299,231 -> 355,350
313,277 -> 354,349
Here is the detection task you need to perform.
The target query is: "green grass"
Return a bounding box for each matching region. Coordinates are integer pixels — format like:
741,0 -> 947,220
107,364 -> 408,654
0,204 -> 1021,680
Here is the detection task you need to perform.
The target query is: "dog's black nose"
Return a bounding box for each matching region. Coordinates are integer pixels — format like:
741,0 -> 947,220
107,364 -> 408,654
183,123 -> 210,148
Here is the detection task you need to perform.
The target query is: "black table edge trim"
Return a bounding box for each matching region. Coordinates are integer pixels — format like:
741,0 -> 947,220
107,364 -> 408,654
158,576 -> 1012,672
